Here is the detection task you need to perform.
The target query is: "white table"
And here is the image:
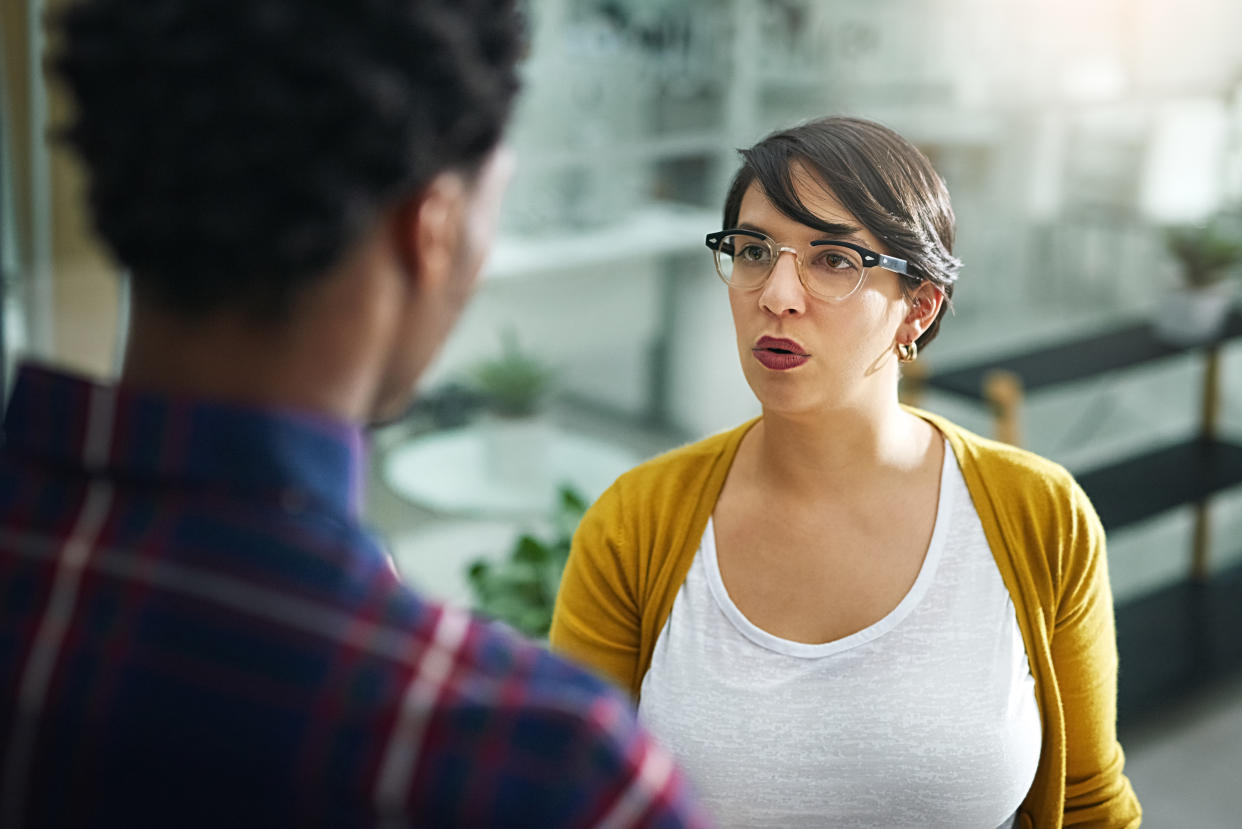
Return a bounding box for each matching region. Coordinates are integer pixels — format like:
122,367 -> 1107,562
380,423 -> 643,604
382,423 -> 641,518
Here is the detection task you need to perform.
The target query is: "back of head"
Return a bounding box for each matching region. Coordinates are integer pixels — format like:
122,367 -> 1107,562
53,0 -> 524,319
723,116 -> 962,349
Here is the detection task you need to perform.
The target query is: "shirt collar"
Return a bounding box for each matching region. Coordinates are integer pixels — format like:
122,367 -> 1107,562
3,363 -> 367,519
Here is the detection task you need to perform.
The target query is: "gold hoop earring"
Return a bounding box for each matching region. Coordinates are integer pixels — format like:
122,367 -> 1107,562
897,341 -> 918,363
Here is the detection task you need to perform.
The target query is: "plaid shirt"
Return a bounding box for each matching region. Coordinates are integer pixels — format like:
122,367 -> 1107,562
0,365 -> 708,828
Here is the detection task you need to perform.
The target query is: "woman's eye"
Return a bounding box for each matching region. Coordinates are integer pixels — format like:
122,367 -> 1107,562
820,252 -> 857,270
739,245 -> 769,262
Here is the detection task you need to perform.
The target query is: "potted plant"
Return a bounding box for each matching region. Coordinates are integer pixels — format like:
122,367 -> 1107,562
1156,219 -> 1242,345
466,486 -> 588,639
468,329 -> 556,485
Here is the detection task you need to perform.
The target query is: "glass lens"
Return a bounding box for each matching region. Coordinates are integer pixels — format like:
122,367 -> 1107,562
804,243 -> 865,299
715,234 -> 773,289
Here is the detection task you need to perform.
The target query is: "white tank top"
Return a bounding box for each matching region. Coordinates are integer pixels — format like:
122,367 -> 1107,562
637,442 -> 1041,828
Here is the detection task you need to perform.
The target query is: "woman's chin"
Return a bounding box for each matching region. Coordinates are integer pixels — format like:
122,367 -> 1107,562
749,387 -> 832,419
744,366 -> 818,408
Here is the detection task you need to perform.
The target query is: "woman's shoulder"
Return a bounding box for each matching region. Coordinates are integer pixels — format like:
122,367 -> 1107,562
918,409 -> 1074,483
918,409 -> 1097,531
630,419 -> 755,474
592,419 -> 757,511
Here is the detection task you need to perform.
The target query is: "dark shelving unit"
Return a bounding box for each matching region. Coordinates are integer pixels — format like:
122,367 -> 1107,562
1077,438 -> 1242,532
927,312 -> 1242,723
930,310 -> 1242,400
1112,560 -> 1242,722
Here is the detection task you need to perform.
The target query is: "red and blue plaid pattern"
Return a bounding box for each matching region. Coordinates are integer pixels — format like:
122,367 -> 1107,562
0,365 -> 708,828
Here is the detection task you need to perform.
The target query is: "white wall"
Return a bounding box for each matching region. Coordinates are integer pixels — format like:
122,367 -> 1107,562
424,258 -> 665,418
664,257 -> 760,439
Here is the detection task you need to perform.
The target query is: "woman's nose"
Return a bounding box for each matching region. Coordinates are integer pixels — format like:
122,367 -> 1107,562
759,249 -> 807,316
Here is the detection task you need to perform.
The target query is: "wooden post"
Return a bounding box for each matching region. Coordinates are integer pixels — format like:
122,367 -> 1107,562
1190,346 -> 1222,581
983,370 -> 1024,447
1199,346 -> 1222,441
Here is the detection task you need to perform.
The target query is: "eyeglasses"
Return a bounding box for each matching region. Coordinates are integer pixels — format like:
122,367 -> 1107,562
705,229 -> 909,302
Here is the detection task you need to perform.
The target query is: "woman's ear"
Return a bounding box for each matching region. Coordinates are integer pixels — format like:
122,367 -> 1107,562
902,282 -> 944,340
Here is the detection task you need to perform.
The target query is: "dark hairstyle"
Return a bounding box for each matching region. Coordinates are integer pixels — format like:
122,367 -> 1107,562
52,0 -> 524,318
723,116 -> 962,349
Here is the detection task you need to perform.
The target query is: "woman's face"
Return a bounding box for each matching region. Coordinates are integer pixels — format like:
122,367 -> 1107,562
727,168 -> 924,418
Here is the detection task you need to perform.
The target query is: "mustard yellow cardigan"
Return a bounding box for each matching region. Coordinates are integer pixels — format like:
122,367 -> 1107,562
551,411 -> 1141,828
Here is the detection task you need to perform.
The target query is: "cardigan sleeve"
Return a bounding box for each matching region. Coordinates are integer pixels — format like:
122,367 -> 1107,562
550,482 -> 643,697
1053,480 -> 1142,827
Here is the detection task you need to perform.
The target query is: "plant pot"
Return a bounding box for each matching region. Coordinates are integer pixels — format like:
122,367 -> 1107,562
480,415 -> 554,488
1153,285 -> 1234,346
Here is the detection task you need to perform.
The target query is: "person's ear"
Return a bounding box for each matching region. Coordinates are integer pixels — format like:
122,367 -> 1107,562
394,171 -> 468,296
901,282 -> 944,340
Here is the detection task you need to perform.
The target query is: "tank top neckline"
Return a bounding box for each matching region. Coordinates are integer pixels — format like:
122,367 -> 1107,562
702,438 -> 955,659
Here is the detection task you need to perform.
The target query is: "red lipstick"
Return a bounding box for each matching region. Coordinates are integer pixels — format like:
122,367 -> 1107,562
753,336 -> 810,370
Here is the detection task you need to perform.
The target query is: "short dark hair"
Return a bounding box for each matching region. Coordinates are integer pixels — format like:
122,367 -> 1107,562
723,116 -> 961,349
53,0 -> 524,318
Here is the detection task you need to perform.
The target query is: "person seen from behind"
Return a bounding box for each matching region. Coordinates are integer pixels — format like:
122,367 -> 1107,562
0,1 -> 709,826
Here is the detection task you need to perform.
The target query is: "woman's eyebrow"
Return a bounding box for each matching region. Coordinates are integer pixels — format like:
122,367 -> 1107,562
737,220 -> 865,240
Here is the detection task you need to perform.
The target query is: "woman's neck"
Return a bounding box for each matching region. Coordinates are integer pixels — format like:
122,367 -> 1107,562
747,400 -> 936,498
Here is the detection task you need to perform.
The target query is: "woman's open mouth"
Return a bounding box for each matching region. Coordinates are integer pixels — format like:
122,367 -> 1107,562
753,336 -> 810,370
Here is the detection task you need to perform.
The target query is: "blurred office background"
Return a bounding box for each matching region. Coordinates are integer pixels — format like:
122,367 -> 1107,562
4,0 -> 1242,822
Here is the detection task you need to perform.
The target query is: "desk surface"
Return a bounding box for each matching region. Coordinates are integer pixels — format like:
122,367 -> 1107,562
929,310 -> 1242,401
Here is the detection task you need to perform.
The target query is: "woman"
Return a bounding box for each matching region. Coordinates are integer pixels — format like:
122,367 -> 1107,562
550,117 -> 1141,827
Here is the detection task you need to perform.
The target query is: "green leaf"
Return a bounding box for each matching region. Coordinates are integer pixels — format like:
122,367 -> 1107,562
1166,220 -> 1242,287
538,563 -> 564,605
516,607 -> 553,639
559,485 -> 588,514
512,534 -> 550,564
463,484 -> 591,636
465,328 -> 555,417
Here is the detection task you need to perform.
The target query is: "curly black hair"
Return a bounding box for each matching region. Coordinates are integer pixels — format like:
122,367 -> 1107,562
52,0 -> 524,318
